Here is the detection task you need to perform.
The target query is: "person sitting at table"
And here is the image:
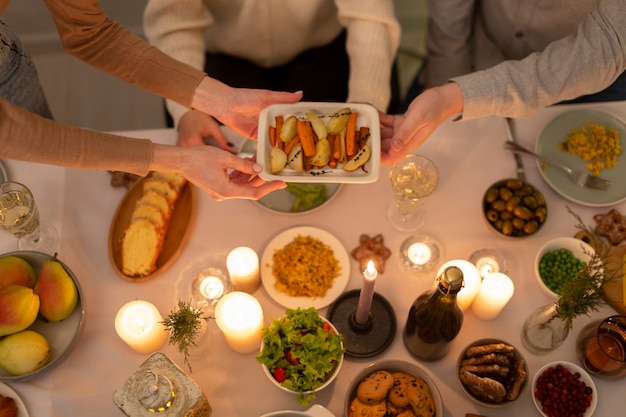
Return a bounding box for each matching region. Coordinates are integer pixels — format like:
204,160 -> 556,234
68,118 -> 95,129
381,0 -> 626,165
0,0 -> 301,201
142,0 -> 401,148
401,0 -> 626,110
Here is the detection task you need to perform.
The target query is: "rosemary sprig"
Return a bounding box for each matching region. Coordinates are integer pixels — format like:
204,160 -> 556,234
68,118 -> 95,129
161,300 -> 210,372
555,208 -> 619,326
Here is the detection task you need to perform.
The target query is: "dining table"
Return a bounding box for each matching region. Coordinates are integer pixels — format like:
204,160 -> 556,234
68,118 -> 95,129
1,99 -> 625,417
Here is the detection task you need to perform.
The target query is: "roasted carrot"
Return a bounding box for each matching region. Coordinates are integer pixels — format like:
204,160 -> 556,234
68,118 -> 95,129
269,126 -> 277,147
331,133 -> 341,160
284,135 -> 301,155
345,111 -> 357,156
275,116 -> 284,149
296,120 -> 316,157
359,126 -> 370,148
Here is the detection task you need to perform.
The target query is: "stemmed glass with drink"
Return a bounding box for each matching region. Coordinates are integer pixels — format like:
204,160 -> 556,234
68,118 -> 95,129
0,181 -> 58,254
387,154 -> 439,232
576,315 -> 626,380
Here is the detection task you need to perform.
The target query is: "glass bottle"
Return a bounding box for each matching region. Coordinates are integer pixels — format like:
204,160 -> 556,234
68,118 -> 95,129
403,266 -> 464,360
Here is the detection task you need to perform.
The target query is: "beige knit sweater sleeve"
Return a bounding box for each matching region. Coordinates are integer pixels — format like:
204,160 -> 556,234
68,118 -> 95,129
143,0 -> 400,125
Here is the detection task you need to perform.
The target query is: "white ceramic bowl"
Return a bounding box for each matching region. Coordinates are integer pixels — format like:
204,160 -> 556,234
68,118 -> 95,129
534,237 -> 595,298
457,338 -> 528,407
345,359 -> 443,417
0,251 -> 85,382
260,404 -> 335,417
260,316 -> 344,399
532,361 -> 597,417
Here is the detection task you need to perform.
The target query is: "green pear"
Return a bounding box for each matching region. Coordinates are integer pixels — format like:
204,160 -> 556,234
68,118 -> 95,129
0,255 -> 36,289
0,330 -> 51,375
0,285 -> 40,336
34,254 -> 78,322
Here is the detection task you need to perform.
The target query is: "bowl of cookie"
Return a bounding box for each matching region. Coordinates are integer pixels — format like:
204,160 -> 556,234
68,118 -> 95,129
457,338 -> 528,407
345,359 -> 443,417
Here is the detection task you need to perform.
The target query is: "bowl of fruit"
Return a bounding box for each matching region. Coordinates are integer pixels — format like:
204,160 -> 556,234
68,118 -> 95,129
534,237 -> 595,298
482,178 -> 548,238
0,251 -> 84,381
257,307 -> 344,406
532,361 -> 597,417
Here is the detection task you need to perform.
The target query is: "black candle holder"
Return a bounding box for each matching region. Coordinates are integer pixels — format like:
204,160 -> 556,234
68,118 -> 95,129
327,289 -> 396,358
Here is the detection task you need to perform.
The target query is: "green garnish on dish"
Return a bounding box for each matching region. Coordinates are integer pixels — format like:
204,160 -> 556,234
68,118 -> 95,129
285,183 -> 327,212
256,307 -> 344,406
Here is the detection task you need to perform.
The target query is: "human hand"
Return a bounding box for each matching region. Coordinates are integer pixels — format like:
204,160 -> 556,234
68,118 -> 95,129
152,143 -> 285,201
191,77 -> 303,140
177,110 -> 235,152
380,83 -> 464,165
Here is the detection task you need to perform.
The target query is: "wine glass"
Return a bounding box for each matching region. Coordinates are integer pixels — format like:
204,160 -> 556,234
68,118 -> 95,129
387,154 -> 439,231
0,181 -> 58,254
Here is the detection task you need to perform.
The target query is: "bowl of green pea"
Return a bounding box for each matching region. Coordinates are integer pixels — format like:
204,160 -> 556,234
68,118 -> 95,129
534,237 -> 594,298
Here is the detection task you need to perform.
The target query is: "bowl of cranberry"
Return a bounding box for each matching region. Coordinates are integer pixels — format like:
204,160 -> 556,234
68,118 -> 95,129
256,307 -> 345,407
532,361 -> 597,417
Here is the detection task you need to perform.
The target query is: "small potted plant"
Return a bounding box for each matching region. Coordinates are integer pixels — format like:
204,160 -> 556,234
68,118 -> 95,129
161,300 -> 210,372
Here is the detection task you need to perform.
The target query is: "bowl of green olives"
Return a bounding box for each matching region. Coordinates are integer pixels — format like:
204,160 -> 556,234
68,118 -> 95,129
482,179 -> 548,238
534,237 -> 594,298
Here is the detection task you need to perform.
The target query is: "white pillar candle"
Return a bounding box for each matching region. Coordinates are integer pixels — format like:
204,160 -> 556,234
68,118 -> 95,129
437,260 -> 481,311
355,260 -> 377,325
407,242 -> 432,266
226,247 -> 260,293
115,300 -> 167,353
471,272 -> 515,320
215,291 -> 264,354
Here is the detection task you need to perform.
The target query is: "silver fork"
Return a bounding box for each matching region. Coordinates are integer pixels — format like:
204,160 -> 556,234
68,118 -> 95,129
503,141 -> 611,190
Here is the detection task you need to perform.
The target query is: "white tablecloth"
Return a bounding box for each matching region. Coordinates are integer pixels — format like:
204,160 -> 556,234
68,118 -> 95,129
1,101 -> 625,417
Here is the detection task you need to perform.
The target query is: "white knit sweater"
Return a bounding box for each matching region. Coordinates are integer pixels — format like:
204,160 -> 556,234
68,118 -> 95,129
143,0 -> 401,124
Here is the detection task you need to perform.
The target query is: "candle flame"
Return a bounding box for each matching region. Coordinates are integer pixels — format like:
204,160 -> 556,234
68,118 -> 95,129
364,260 -> 378,280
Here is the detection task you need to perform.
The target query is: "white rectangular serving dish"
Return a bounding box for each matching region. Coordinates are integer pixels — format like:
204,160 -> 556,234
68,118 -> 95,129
257,102 -> 380,184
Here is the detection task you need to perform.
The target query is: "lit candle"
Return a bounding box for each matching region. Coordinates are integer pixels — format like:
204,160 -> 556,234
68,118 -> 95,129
215,291 -> 264,354
469,248 -> 506,279
115,300 -> 168,353
437,260 -> 481,311
355,260 -> 377,325
199,275 -> 224,300
475,256 -> 499,278
226,247 -> 260,293
407,242 -> 432,266
471,272 -> 515,320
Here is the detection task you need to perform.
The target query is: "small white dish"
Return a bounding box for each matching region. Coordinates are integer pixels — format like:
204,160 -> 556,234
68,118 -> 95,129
260,226 -> 350,309
257,102 -> 380,184
261,404 -> 335,417
0,382 -> 29,417
532,361 -> 597,417
534,236 -> 596,298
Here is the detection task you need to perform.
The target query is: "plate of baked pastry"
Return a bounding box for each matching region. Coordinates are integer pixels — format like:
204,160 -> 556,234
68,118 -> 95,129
109,171 -> 195,282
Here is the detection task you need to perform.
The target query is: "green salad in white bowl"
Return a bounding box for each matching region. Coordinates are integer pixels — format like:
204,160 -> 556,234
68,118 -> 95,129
257,307 -> 344,406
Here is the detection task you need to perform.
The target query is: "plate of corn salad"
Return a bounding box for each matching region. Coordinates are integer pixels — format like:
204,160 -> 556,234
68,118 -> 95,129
536,109 -> 625,207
